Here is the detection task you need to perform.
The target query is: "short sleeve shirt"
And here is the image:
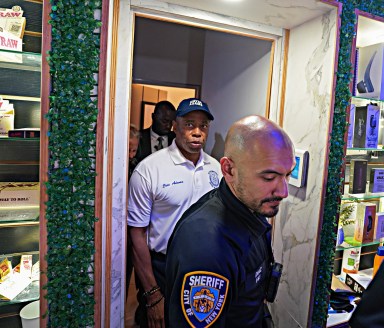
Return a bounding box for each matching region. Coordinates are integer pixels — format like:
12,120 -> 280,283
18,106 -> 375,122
127,140 -> 222,254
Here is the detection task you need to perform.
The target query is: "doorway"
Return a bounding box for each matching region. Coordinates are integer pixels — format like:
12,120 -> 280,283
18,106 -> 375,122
130,82 -> 198,130
130,16 -> 274,160
125,15 -> 276,328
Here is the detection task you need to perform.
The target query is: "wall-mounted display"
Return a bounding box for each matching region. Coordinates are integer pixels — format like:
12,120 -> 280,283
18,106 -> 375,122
289,149 -> 309,188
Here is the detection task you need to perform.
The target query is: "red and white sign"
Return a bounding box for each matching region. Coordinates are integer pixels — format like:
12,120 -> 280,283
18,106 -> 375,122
0,31 -> 21,52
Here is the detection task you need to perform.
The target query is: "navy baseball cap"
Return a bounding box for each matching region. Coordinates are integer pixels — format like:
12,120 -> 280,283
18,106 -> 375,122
176,98 -> 214,120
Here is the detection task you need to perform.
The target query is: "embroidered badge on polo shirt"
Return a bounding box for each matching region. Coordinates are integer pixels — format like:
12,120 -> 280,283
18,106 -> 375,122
181,271 -> 228,328
208,171 -> 220,188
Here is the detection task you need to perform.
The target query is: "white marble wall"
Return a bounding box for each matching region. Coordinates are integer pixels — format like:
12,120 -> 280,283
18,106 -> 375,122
271,8 -> 338,328
103,0 -> 133,327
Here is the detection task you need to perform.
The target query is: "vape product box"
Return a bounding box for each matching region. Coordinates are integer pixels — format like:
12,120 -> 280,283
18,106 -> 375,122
0,182 -> 39,207
369,168 -> 384,193
354,202 -> 376,243
353,106 -> 367,148
375,212 -> 384,239
356,43 -> 384,100
347,104 -> 355,148
349,159 -> 368,194
353,105 -> 380,148
365,104 -> 380,148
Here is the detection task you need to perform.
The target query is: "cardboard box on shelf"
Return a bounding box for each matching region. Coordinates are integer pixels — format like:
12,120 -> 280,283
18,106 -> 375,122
352,105 -> 380,148
345,268 -> 373,295
365,104 -> 380,148
0,6 -> 25,39
369,168 -> 384,193
340,247 -> 361,280
0,182 -> 39,207
347,104 -> 355,148
354,202 -> 376,243
0,30 -> 22,53
375,212 -> 384,239
349,159 -> 368,194
0,98 -> 14,138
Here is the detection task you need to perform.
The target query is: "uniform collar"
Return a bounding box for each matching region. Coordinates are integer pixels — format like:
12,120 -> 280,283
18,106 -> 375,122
168,139 -> 211,168
218,179 -> 271,236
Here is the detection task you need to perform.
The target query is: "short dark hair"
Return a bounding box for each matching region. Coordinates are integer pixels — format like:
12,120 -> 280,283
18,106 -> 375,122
154,100 -> 176,114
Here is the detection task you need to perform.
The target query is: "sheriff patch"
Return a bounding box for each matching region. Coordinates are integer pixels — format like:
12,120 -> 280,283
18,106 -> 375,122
181,271 -> 228,328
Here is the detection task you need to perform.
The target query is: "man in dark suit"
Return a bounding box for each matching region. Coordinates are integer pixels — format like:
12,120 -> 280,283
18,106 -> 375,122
136,100 -> 176,162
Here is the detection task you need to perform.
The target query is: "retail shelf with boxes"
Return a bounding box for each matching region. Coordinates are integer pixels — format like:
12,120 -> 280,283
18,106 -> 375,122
328,99 -> 384,327
0,1 -> 42,327
335,96 -> 384,284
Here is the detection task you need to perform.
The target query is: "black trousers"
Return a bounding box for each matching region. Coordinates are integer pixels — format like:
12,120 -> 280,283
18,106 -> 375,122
137,251 -> 166,328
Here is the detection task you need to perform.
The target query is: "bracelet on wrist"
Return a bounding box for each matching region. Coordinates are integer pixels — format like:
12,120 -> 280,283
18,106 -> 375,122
143,285 -> 161,298
146,295 -> 164,308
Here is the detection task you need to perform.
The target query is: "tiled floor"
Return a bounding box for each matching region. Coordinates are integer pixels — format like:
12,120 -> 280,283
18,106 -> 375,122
125,272 -> 139,328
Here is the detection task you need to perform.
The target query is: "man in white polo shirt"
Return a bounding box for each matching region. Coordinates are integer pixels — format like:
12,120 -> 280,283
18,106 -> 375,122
128,98 -> 222,328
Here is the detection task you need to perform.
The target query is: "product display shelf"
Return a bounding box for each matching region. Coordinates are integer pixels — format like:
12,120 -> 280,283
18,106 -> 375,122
0,49 -> 41,72
346,147 -> 384,151
351,97 -> 384,115
0,207 -> 39,224
0,50 -> 41,100
342,192 -> 384,200
336,238 -> 384,251
0,224 -> 40,305
352,96 -> 384,104
0,281 -> 39,307
0,251 -> 39,307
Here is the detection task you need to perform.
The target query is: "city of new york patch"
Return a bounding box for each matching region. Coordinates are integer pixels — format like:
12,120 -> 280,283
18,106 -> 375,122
181,271 -> 229,328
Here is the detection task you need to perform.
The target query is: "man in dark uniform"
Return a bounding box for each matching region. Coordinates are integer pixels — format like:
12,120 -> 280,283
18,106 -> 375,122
166,115 -> 295,328
135,100 -> 176,162
349,261 -> 384,328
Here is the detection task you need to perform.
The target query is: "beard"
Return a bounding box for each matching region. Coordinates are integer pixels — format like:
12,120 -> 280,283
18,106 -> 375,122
238,192 -> 282,217
257,197 -> 283,217
234,175 -> 283,217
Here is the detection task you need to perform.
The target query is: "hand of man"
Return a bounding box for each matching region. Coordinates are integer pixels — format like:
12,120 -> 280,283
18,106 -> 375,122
146,292 -> 165,328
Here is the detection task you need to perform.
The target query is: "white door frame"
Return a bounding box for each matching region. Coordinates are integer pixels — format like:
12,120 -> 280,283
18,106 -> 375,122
102,1 -> 288,326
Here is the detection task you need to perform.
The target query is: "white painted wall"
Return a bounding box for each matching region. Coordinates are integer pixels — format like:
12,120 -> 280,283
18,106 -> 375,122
201,30 -> 272,159
132,17 -> 205,86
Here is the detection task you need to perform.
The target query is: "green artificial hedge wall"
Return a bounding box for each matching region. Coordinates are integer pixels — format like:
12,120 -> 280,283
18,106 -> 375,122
312,1 -> 384,327
45,0 -> 102,326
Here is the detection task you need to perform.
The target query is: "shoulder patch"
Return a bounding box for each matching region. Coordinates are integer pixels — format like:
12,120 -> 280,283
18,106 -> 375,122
208,170 -> 220,188
181,271 -> 228,328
